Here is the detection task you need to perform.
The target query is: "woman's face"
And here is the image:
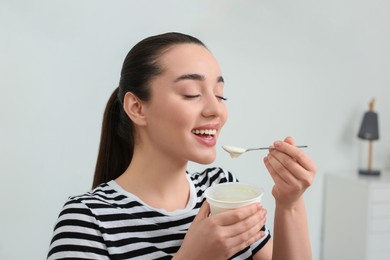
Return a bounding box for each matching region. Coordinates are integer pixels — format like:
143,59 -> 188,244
142,43 -> 228,165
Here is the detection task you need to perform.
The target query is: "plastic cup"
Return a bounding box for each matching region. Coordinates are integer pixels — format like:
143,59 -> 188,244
205,182 -> 263,215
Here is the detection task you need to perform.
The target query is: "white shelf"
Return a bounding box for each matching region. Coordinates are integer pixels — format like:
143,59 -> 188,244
322,171 -> 390,260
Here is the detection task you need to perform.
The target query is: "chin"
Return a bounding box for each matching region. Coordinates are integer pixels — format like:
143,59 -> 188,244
193,155 -> 216,165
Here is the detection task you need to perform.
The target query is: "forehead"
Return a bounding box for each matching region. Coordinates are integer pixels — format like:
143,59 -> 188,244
157,44 -> 221,76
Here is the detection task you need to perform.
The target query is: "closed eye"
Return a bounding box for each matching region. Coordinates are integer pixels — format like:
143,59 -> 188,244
183,94 -> 227,101
183,94 -> 201,99
216,95 -> 227,101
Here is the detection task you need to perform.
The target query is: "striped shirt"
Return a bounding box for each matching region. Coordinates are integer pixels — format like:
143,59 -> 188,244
48,167 -> 271,259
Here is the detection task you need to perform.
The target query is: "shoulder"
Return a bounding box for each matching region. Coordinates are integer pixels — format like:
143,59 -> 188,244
187,167 -> 238,187
54,182 -> 126,226
47,184 -> 117,259
53,183 -> 112,225
67,182 -> 128,207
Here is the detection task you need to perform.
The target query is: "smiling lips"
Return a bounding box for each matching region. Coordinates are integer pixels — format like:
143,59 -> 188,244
191,128 -> 218,145
191,129 -> 217,135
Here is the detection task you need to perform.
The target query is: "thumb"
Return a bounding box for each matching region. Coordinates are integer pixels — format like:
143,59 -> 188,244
284,136 -> 295,145
193,200 -> 210,223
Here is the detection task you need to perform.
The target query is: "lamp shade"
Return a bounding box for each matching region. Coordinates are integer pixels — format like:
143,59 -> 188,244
358,111 -> 379,140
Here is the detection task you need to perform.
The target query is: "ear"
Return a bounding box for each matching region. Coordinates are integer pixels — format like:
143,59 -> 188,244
123,92 -> 147,126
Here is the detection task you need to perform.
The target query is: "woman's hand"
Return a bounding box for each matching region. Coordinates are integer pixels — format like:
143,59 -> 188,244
263,136 -> 316,208
174,201 -> 267,260
263,136 -> 316,260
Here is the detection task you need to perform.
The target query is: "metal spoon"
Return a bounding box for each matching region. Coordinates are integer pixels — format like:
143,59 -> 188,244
222,145 -> 308,158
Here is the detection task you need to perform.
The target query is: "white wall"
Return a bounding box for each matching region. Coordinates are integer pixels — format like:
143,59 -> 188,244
1,0 -> 389,259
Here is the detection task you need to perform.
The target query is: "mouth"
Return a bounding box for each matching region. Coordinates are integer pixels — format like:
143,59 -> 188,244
191,129 -> 217,140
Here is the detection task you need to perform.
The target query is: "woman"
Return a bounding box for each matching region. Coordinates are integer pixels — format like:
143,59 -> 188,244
48,32 -> 316,260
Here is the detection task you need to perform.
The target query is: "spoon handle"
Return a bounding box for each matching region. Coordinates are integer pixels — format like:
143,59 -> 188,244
246,147 -> 270,151
247,145 -> 308,152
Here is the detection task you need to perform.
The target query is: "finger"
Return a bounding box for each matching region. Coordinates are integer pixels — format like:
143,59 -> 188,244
283,136 -> 295,145
224,207 -> 266,238
230,229 -> 266,254
264,155 -> 287,185
264,153 -> 294,185
192,200 -> 210,223
272,140 -> 316,172
268,149 -> 315,191
268,150 -> 308,182
225,208 -> 267,248
213,203 -> 261,226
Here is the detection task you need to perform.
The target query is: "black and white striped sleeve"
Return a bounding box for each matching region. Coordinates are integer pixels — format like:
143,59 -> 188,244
47,198 -> 109,260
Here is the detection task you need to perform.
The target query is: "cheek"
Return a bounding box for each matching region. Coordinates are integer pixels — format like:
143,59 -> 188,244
221,105 -> 228,127
154,103 -> 193,128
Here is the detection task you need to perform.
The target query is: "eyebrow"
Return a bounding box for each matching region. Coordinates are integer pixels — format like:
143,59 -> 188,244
174,73 -> 224,83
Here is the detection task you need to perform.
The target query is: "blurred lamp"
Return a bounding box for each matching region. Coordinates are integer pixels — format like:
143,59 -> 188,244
357,98 -> 380,176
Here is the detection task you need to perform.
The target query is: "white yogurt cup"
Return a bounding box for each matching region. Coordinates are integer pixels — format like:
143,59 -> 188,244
205,182 -> 263,215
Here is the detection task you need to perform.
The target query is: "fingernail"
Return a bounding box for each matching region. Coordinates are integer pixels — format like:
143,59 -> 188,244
274,141 -> 282,147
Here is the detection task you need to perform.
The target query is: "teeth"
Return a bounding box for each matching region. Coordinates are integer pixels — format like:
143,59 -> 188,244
192,129 -> 217,135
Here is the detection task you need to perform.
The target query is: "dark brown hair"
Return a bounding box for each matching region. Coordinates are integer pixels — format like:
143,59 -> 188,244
92,32 -> 206,188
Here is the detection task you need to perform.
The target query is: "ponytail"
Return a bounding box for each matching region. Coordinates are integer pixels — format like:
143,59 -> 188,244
92,87 -> 133,188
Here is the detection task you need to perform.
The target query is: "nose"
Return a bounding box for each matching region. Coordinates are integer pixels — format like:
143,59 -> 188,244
202,92 -> 226,119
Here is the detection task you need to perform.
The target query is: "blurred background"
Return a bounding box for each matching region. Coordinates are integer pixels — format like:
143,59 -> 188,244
1,0 -> 389,259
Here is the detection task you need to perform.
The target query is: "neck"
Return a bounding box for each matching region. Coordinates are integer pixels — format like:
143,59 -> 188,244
115,144 -> 190,211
